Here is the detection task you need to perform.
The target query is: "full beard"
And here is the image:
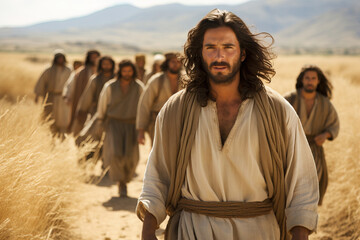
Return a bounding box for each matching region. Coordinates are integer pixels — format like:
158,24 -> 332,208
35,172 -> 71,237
121,76 -> 133,82
169,68 -> 180,74
203,58 -> 241,85
303,86 -> 316,93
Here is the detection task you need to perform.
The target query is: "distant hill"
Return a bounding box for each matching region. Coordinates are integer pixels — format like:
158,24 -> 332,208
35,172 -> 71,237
0,0 -> 359,54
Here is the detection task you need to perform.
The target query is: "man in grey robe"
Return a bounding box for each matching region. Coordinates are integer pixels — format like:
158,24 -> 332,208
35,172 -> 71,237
96,60 -> 144,197
284,65 -> 340,205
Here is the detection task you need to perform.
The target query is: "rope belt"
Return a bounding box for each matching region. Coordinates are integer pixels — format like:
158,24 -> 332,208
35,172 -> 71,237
175,197 -> 273,218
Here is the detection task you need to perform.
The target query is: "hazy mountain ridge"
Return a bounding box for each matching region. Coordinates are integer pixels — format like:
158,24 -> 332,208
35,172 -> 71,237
0,0 -> 358,53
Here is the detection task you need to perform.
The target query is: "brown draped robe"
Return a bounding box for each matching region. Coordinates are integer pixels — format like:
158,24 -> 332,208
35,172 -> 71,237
284,90 -> 340,205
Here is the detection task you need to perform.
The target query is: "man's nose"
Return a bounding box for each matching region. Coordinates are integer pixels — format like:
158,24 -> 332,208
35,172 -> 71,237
215,48 -> 225,61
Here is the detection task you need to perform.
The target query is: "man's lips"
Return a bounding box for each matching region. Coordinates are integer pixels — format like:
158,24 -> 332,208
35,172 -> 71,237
212,66 -> 227,70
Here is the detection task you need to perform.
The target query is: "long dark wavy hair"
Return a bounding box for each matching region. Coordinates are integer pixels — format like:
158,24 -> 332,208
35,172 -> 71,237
97,56 -> 115,74
296,65 -> 333,99
160,52 -> 179,72
85,50 -> 100,66
52,53 -> 67,66
117,59 -> 138,80
183,9 -> 276,106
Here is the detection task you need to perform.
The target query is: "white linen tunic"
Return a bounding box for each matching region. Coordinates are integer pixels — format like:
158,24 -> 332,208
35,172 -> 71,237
138,92 -> 319,239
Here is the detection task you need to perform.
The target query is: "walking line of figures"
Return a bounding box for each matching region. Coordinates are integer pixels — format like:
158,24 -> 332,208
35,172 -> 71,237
34,49 -> 182,197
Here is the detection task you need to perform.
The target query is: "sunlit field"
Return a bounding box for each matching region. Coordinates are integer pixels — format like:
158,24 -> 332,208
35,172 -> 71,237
0,52 -> 359,239
0,98 -> 89,240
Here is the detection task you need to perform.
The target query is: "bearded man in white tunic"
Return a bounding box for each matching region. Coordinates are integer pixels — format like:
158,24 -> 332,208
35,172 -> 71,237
137,9 -> 319,240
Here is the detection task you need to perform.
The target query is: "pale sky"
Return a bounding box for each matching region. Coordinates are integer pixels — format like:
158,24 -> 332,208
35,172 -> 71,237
0,0 -> 250,27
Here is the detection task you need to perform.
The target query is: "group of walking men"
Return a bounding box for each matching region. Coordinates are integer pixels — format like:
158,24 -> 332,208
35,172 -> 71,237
34,49 -> 183,197
35,8 -> 340,240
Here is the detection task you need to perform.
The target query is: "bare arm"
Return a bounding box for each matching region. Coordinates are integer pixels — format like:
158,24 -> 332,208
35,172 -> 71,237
137,129 -> 146,145
141,210 -> 158,240
314,131 -> 331,146
290,226 -> 310,240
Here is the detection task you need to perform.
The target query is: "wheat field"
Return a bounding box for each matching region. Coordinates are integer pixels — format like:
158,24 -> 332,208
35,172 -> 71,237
0,52 -> 359,239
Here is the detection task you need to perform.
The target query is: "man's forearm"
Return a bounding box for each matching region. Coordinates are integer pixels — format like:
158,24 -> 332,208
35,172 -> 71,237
290,226 -> 310,240
141,210 -> 158,240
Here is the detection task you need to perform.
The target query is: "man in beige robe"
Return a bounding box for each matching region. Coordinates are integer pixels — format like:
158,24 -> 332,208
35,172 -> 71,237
143,54 -> 165,85
96,60 -> 144,197
135,54 -> 147,83
63,50 -> 100,135
136,52 -> 182,146
137,9 -> 319,240
34,50 -> 71,134
76,56 -> 115,125
284,65 -> 340,206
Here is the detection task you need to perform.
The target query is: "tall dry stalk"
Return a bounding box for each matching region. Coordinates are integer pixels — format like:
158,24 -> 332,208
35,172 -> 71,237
0,98 -> 87,240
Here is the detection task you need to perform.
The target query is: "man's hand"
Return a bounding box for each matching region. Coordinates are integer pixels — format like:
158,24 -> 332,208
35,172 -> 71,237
314,132 -> 331,146
141,211 -> 158,240
63,97 -> 72,105
138,129 -> 146,145
290,226 -> 310,240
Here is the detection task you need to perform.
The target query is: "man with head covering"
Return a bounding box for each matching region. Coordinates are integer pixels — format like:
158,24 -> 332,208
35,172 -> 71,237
63,49 -> 100,135
136,52 -> 182,146
143,54 -> 165,85
137,9 -> 319,240
284,65 -> 340,206
135,54 -> 147,83
34,49 -> 71,134
96,60 -> 144,197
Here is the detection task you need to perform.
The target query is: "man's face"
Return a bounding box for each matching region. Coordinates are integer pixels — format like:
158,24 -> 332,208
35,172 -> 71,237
101,59 -> 113,73
121,66 -> 134,81
167,57 -> 182,74
302,70 -> 320,93
55,55 -> 65,66
89,53 -> 100,66
201,26 -> 245,84
136,58 -> 145,68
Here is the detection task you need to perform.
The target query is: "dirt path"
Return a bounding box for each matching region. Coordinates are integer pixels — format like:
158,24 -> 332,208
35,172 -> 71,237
73,140 -> 167,240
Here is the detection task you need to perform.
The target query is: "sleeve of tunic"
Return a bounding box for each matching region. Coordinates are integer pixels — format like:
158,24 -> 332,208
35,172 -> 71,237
136,110 -> 171,225
324,102 -> 340,140
77,76 -> 96,113
62,72 -> 76,102
284,102 -> 319,232
136,79 -> 158,130
34,68 -> 50,97
96,83 -> 112,120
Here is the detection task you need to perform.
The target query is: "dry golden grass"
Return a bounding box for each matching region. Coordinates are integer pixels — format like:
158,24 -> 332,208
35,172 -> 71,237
0,98 -> 89,240
0,52 -> 359,239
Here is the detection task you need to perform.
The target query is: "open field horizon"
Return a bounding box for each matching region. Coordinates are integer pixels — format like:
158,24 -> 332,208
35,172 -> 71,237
0,52 -> 359,239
